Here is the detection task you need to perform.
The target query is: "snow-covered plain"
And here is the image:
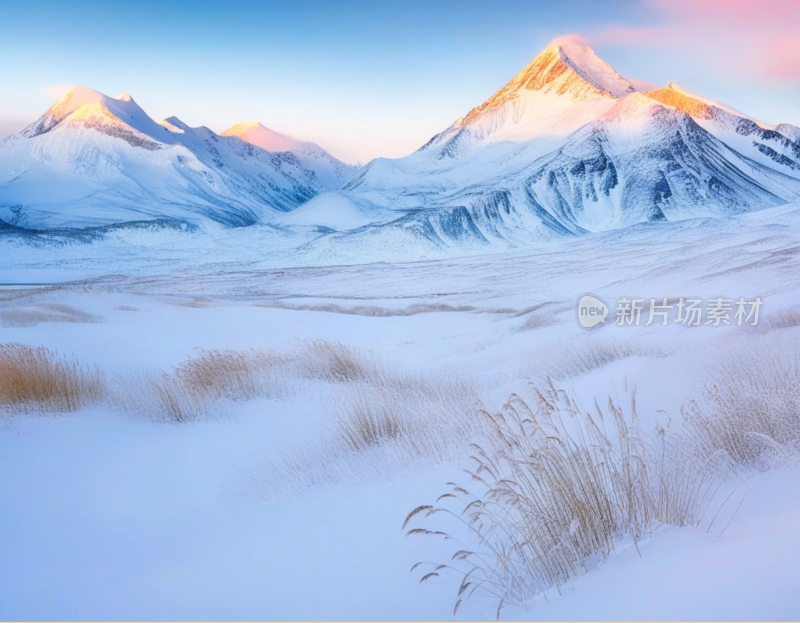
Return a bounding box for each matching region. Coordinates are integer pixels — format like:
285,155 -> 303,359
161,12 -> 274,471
3,38 -> 800,621
2,199 -> 800,620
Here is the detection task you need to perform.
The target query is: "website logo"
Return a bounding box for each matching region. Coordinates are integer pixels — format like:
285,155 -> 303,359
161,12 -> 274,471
577,294 -> 608,328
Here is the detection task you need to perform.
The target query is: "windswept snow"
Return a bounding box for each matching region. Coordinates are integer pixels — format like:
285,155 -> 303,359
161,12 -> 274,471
556,42 -> 638,98
3,197 -> 800,619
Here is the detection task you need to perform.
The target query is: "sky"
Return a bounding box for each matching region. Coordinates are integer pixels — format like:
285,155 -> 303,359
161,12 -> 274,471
0,0 -> 798,163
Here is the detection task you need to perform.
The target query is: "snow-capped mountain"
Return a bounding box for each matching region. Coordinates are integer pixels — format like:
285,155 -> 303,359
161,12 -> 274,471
0,87 -> 330,228
1,44 -> 799,249
324,42 -> 800,254
422,42 -> 637,156
221,122 -> 357,189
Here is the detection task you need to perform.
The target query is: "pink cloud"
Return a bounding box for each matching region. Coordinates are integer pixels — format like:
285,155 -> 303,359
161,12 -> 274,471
590,0 -> 800,81
769,35 -> 800,80
649,0 -> 799,22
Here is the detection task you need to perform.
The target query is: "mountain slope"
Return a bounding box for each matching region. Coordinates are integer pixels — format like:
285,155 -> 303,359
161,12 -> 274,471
521,93 -> 797,233
643,83 -> 800,176
0,87 -> 326,228
325,43 -> 800,253
777,124 -> 800,144
221,122 -> 357,189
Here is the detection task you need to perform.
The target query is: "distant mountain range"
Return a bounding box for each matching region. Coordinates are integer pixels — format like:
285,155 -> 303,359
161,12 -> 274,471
2,43 -> 800,256
0,86 -> 355,228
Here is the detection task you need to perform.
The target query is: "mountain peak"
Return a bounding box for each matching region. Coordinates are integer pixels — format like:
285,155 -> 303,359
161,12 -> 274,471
19,85 -> 173,145
50,85 -> 106,109
41,86 -> 145,122
552,42 -> 636,98
228,122 -> 264,131
503,42 -> 635,99
20,86 -> 120,138
453,41 -> 638,138
222,122 -> 304,153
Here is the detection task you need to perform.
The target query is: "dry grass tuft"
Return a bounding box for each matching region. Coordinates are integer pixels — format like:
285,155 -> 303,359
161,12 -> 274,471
113,348 -> 291,423
174,348 -> 289,401
175,298 -> 218,308
252,369 -> 482,494
543,336 -> 664,380
0,343 -> 106,413
145,372 -> 213,423
256,301 -> 477,317
112,370 -> 226,423
334,399 -> 402,452
112,341 -> 378,424
516,310 -> 558,332
684,336 -> 800,468
405,383 -> 723,615
295,340 -> 372,382
0,304 -> 98,327
332,373 -> 479,458
757,307 -> 800,331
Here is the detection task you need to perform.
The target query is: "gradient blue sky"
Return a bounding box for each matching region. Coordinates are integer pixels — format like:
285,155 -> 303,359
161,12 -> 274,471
1,0 -> 798,163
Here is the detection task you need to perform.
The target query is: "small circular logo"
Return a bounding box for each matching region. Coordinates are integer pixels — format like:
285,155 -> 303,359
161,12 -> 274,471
576,294 -> 608,328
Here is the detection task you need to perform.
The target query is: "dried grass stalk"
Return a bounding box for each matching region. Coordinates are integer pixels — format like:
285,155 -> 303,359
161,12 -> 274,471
406,382 -> 723,615
0,343 -> 106,413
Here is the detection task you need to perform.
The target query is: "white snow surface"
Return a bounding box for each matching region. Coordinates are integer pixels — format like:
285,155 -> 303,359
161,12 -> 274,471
2,44 -> 800,620
557,42 -> 638,98
2,200 -> 800,619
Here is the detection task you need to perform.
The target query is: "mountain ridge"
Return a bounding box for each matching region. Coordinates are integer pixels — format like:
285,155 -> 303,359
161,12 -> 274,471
0,86 -> 337,228
2,44 -> 799,254
327,43 -> 800,255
